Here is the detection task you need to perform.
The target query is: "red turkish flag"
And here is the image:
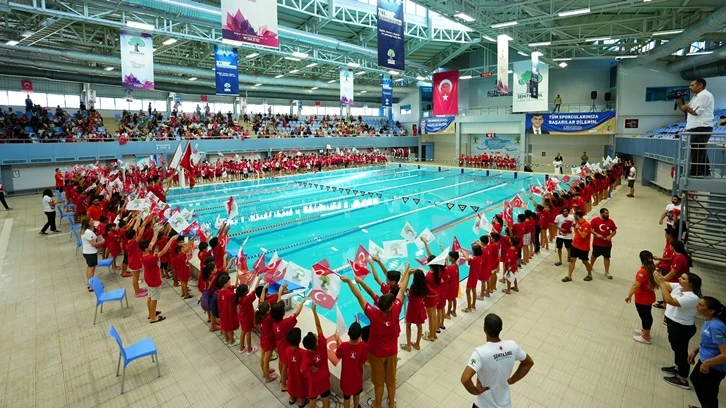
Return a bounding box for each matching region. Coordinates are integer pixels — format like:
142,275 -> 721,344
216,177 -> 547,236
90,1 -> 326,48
452,236 -> 470,265
179,142 -> 196,189
561,175 -> 571,183
315,101 -> 321,107
201,95 -> 208,102
510,194 -> 527,209
349,244 -> 370,277
502,200 -> 514,227
21,80 -> 33,93
310,289 -> 336,309
312,259 -> 333,275
253,253 -> 268,274
529,184 -> 544,196
326,335 -> 340,366
433,70 -> 459,116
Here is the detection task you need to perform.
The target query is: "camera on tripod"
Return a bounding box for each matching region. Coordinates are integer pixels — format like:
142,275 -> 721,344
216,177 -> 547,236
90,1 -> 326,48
667,88 -> 689,110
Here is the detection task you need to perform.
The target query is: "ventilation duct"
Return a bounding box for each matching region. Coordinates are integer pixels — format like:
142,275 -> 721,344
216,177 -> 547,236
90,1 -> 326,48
680,63 -> 726,81
121,0 -> 431,72
620,5 -> 726,69
0,44 -> 408,93
667,44 -> 726,74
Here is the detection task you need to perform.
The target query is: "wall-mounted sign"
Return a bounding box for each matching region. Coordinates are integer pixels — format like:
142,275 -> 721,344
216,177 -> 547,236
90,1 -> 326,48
624,119 -> 639,129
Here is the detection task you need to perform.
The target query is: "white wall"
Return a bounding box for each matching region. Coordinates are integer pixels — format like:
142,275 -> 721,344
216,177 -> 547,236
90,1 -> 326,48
392,88 -> 421,125
527,134 -> 614,168
420,134 -> 456,161
704,76 -> 726,109
615,61 -> 688,135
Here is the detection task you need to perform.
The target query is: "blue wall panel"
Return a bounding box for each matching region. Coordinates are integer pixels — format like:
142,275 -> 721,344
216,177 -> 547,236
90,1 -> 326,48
0,137 -> 419,164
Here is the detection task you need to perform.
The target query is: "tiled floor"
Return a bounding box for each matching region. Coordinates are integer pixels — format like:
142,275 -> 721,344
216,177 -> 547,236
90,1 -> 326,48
0,180 -> 724,408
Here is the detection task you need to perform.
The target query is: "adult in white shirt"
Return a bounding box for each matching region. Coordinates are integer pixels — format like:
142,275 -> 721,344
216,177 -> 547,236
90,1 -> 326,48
654,270 -> 702,389
80,216 -> 105,291
626,164 -> 636,198
461,314 -> 534,408
40,189 -> 60,234
677,78 -> 714,177
553,207 -> 575,267
659,195 -> 683,238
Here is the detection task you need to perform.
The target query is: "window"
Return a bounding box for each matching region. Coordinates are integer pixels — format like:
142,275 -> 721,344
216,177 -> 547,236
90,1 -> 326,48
8,91 -> 27,107
97,97 -> 115,110
65,94 -> 80,108
115,98 -> 130,110
153,100 -> 167,111
645,86 -> 689,102
128,99 -> 142,111
47,94 -> 65,108
400,104 -> 412,115
0,90 -> 8,106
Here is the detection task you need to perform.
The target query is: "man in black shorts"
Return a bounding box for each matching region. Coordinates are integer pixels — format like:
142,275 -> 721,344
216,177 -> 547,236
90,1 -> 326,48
563,210 -> 593,282
554,207 -> 575,266
590,208 -> 617,279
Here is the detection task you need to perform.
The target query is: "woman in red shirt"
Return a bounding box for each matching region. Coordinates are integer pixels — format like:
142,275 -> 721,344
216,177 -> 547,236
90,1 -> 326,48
654,240 -> 691,309
626,251 -> 657,344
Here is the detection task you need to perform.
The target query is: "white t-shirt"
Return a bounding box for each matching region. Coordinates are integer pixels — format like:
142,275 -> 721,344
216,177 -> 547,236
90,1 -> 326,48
664,203 -> 682,226
665,283 -> 699,326
467,340 -> 527,408
82,229 -> 98,255
627,167 -> 636,181
686,89 -> 714,130
42,195 -> 54,212
554,214 -> 575,240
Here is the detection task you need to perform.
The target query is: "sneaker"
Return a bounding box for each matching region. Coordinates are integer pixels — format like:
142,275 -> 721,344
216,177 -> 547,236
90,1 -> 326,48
555,262 -> 562,266
653,302 -> 666,309
230,339 -> 241,347
633,335 -> 652,344
662,376 -> 690,389
660,366 -> 678,375
583,276 -> 593,281
246,346 -> 259,356
39,231 -> 48,235
561,276 -> 572,282
135,292 -> 147,298
605,273 -> 613,280
633,329 -> 643,336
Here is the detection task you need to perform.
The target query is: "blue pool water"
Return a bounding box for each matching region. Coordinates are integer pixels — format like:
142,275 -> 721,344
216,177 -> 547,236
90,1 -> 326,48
167,165 -> 543,325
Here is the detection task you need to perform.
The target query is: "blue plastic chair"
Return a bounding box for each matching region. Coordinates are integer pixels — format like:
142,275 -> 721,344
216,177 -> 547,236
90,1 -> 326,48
107,325 -> 160,394
98,257 -> 114,274
57,205 -> 74,226
89,276 -> 128,325
71,227 -> 83,257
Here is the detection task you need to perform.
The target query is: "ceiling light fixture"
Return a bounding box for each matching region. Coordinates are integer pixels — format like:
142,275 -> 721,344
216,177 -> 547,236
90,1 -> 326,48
558,62 -> 568,68
558,8 -> 591,17
507,70 -> 513,74
394,78 -> 404,82
686,51 -> 713,56
483,36 -> 496,42
254,83 -> 262,87
355,71 -> 366,75
291,51 -> 309,59
586,36 -> 611,42
5,40 -> 19,46
274,74 -> 284,78
360,90 -> 368,93
347,62 -> 361,68
162,38 -> 177,46
454,13 -> 475,22
553,57 -> 572,61
460,75 -> 473,79
306,63 -> 318,68
328,79 -> 336,83
416,76 -> 426,80
311,87 -> 319,90
615,55 -> 638,59
653,29 -> 684,36
20,32 -> 34,38
518,51 -> 529,56
284,57 -> 301,61
104,66 -> 115,71
388,70 -> 400,76
491,21 -> 518,29
528,41 -> 551,47
222,39 -> 244,46
126,21 -> 155,31
245,52 -> 259,58
289,69 -> 300,73
188,77 -> 197,81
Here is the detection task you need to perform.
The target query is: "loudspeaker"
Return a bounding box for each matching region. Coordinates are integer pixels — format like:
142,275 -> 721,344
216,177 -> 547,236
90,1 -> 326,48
604,92 -> 612,102
591,91 -> 598,100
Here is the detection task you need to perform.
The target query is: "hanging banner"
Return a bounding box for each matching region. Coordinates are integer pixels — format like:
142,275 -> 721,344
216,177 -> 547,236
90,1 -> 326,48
87,89 -> 96,104
340,68 -> 354,105
433,70 -> 458,116
21,80 -> 33,93
420,117 -> 455,134
214,45 -> 239,96
125,89 -> 134,102
497,35 -> 509,93
120,30 -> 154,90
381,74 -> 393,107
376,0 -> 405,71
221,0 -> 279,48
512,59 -> 549,112
525,112 -> 616,134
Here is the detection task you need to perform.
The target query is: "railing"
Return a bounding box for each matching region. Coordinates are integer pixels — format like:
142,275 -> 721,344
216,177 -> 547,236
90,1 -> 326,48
0,133 -> 417,144
452,102 -> 614,117
676,132 -> 726,181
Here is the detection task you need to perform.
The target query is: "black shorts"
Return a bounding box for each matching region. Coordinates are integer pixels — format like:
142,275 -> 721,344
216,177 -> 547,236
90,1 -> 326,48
122,253 -> 128,265
83,253 -> 98,267
569,246 -> 589,261
160,262 -> 169,270
313,389 -> 331,399
592,245 -> 612,259
343,389 -> 362,400
556,237 -> 572,249
628,179 -> 635,188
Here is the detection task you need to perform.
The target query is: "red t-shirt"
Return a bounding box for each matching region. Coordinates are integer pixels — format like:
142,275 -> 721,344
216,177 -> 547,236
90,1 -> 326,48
336,341 -> 368,396
274,315 -> 298,363
217,287 -> 239,332
364,297 -> 403,358
212,243 -> 226,272
106,230 -> 121,256
127,239 -> 143,270
302,333 -> 330,398
634,267 -> 656,305
512,223 -> 525,248
658,242 -> 674,271
285,347 -> 308,399
156,236 -> 170,262
142,254 -> 162,288
86,205 -> 102,222
55,173 -> 63,188
571,219 -> 592,251
670,253 -> 689,282
238,292 -> 256,332
590,217 -> 617,248
506,247 -> 518,273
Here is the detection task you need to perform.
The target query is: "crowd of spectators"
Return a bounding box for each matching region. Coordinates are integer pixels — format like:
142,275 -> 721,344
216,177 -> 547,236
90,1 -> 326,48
247,113 -> 407,138
0,101 -> 105,143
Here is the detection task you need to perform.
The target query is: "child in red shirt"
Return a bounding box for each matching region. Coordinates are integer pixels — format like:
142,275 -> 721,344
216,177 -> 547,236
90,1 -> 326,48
272,294 -> 305,393
156,231 -> 170,279
237,276 -> 261,355
254,283 -> 278,383
217,274 -> 240,346
462,244 -> 483,313
105,223 -> 122,270
302,304 -> 331,407
335,322 -> 368,408
503,237 -> 520,294
285,328 -> 309,407
445,251 -> 460,319
174,243 -> 193,299
197,242 -> 211,293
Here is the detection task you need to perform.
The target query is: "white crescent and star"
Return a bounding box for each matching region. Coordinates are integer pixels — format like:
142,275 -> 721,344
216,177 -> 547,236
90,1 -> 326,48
438,79 -> 452,100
